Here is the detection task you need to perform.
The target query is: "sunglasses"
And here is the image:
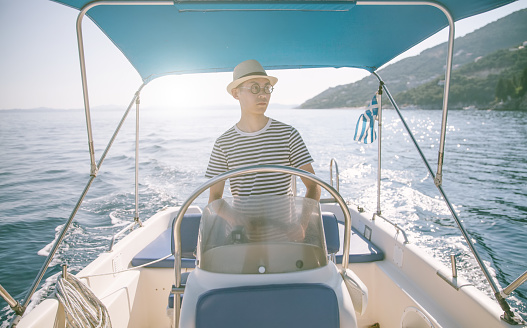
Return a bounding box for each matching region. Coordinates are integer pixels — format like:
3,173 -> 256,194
238,83 -> 274,94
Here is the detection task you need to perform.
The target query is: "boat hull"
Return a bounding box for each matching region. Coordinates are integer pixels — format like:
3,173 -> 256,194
16,204 -> 519,328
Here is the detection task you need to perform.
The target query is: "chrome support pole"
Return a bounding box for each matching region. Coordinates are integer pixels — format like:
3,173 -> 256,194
134,92 -> 142,226
501,270 -> 527,299
20,83 -> 144,311
356,1 -> 455,188
13,0 -> 173,323
78,0 -> 173,15
329,158 -> 340,192
62,264 -> 68,279
376,74 -> 510,318
21,175 -> 96,311
376,84 -> 383,216
435,8 -> 455,188
362,1 -> 516,317
374,73 -> 437,178
0,284 -> 24,316
76,0 -> 173,175
76,1 -> 173,175
172,165 -> 353,327
97,86 -> 145,172
171,284 -> 184,328
16,1 -> 173,313
450,254 -> 457,278
76,4 -> 96,177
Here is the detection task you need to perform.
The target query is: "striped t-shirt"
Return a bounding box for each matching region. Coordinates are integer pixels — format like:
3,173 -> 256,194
205,118 -> 313,198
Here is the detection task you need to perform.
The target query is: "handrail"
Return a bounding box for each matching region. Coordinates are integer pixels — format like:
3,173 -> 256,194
108,220 -> 143,252
374,213 -> 409,244
319,158 -> 340,203
329,158 -> 340,192
171,164 -> 353,327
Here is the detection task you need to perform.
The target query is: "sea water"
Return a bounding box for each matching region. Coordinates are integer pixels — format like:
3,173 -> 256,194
1,106 -> 526,324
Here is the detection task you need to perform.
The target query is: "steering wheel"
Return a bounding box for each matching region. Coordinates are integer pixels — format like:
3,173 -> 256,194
172,165 -> 353,286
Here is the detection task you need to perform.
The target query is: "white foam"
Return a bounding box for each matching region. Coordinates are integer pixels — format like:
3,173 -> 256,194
0,304 -> 13,328
109,210 -> 128,225
23,272 -> 61,315
37,224 -> 64,257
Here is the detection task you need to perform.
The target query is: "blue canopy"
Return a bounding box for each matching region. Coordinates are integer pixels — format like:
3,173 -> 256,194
52,0 -> 516,83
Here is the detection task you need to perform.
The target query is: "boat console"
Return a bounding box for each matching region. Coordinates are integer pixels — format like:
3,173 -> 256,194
177,195 -> 362,328
197,196 -> 328,274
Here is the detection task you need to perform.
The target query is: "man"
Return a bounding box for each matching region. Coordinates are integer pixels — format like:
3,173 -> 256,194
206,59 -> 320,202
205,59 -> 320,241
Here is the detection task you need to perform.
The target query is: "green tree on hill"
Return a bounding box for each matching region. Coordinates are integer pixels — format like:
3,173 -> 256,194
496,77 -> 516,101
496,66 -> 527,102
394,46 -> 527,109
520,67 -> 527,96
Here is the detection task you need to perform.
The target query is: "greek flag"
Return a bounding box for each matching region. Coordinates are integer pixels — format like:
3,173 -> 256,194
354,93 -> 379,144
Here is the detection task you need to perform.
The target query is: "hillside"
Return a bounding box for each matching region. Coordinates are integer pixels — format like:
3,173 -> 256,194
299,9 -> 527,109
395,45 -> 527,109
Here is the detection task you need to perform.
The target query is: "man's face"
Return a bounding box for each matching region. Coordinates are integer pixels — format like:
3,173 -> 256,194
233,78 -> 272,115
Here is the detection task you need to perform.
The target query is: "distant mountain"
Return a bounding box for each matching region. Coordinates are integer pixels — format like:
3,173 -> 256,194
299,9 -> 527,109
396,45 -> 527,109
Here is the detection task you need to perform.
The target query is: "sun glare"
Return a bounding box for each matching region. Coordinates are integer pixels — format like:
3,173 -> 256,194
140,73 -> 233,110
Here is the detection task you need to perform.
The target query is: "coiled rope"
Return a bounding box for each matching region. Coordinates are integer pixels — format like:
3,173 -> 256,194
56,273 -> 112,328
54,253 -> 172,326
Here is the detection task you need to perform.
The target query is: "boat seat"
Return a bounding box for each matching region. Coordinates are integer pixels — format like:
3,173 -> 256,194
131,211 -> 383,268
322,212 -> 340,254
321,212 -> 384,264
194,283 -> 340,328
131,213 -> 201,268
339,221 -> 384,263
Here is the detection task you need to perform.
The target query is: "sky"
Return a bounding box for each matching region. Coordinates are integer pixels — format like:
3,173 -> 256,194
0,0 -> 526,110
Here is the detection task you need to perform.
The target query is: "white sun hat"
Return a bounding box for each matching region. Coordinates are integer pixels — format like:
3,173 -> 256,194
226,59 -> 278,95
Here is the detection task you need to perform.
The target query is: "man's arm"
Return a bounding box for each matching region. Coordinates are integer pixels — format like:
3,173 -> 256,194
286,163 -> 320,241
208,180 -> 244,227
299,163 -> 321,201
208,180 -> 225,203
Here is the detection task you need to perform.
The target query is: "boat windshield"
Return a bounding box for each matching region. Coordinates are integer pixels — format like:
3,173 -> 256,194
197,196 -> 327,274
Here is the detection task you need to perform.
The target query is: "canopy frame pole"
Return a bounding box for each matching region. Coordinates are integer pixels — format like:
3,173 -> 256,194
356,0 -> 454,187
18,84 -> 145,315
77,2 -> 96,177
134,92 -> 143,226
76,1 -> 174,176
376,82 -> 383,216
360,2 -> 521,323
17,2 -> 158,312
9,2 -> 173,322
374,71 -> 518,323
